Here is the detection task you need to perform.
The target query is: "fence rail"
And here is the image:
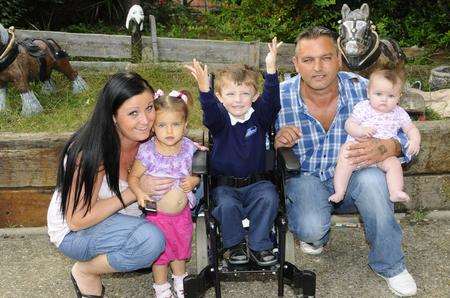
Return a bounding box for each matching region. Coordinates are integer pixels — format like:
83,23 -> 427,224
15,29 -> 296,70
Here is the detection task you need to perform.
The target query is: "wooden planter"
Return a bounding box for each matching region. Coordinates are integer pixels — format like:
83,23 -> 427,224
0,122 -> 449,228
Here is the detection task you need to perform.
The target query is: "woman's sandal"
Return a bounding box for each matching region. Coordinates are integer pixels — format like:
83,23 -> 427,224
70,272 -> 105,298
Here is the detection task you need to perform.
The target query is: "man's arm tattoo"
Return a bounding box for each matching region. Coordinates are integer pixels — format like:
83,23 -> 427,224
377,145 -> 387,156
394,140 -> 402,156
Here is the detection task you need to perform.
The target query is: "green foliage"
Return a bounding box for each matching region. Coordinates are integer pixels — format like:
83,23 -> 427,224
424,107 -> 442,121
0,0 -> 29,26
367,0 -> 449,49
63,22 -> 127,35
407,209 -> 429,225
5,0 -> 447,50
202,1 -> 341,42
158,0 -> 448,49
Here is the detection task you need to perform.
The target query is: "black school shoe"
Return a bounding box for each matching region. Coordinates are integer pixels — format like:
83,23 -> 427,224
226,241 -> 249,265
248,248 -> 277,266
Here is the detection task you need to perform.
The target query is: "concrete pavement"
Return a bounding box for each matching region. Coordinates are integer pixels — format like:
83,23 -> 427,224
0,218 -> 449,297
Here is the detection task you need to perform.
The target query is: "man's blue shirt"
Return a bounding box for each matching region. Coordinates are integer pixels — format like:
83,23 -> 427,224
275,71 -> 411,181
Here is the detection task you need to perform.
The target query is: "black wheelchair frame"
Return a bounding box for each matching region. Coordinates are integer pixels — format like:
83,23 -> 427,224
183,74 -> 316,298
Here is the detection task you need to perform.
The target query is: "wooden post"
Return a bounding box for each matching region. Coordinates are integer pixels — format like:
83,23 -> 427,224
249,40 -> 260,70
130,27 -> 142,63
149,14 -> 159,63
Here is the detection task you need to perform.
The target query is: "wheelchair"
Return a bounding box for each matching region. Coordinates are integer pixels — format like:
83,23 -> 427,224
184,75 -> 316,298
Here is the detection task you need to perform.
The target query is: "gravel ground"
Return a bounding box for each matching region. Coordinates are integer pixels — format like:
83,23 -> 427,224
0,220 -> 449,298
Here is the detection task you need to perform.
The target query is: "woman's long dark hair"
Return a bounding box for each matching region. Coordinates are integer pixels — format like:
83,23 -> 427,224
56,72 -> 154,218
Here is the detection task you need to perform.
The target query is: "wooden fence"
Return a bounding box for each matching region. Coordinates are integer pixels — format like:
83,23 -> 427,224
15,27 -> 296,71
15,17 -> 425,72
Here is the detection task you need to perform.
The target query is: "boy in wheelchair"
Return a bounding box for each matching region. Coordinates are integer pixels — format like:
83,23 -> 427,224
186,37 -> 283,267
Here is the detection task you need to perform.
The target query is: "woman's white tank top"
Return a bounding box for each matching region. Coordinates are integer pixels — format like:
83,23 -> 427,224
47,176 -> 141,247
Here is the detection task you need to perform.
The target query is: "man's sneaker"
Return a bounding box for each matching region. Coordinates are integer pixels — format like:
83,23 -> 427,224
300,241 -> 323,255
226,241 -> 249,265
249,249 -> 277,266
377,269 -> 417,297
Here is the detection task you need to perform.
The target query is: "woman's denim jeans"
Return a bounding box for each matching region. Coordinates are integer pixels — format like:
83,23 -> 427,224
59,213 -> 165,272
285,167 -> 405,278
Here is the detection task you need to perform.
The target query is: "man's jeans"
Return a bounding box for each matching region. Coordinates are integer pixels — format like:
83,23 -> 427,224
212,180 -> 278,251
285,167 -> 405,278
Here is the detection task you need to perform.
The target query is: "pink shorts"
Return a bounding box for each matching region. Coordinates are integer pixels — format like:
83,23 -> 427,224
145,206 -> 193,265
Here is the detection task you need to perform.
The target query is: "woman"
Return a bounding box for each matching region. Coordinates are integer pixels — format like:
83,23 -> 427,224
47,72 -> 186,297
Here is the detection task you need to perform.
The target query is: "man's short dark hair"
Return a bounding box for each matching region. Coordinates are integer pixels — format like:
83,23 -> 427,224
295,26 -> 338,53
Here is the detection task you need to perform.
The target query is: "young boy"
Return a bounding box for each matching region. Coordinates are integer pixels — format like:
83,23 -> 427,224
186,38 -> 282,266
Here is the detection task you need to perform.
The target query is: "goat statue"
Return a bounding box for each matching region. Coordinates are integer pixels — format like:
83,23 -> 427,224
0,24 -> 87,116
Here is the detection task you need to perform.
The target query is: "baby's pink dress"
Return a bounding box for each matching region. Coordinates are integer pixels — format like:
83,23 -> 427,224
135,137 -> 197,265
347,100 -> 412,142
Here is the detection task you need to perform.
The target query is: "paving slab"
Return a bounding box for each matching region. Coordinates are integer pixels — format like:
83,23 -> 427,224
0,220 -> 449,298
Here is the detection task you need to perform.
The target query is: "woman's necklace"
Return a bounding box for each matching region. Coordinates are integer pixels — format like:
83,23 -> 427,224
121,147 -> 138,175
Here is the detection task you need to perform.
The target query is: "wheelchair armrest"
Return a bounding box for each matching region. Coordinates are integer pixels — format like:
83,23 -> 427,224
277,147 -> 300,173
192,150 -> 208,175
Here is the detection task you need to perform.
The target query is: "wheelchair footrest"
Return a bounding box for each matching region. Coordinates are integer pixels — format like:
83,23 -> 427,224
184,265 -> 216,298
282,261 -> 316,297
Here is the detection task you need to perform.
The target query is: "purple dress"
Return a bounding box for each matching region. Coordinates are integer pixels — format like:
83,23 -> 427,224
135,136 -> 197,208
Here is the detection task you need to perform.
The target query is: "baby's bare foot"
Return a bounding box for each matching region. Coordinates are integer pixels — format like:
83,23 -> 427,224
328,193 -> 344,203
390,191 -> 410,202
71,263 -> 102,296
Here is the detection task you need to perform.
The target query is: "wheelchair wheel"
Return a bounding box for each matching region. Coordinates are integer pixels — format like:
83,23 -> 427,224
195,215 -> 209,274
285,230 -> 296,264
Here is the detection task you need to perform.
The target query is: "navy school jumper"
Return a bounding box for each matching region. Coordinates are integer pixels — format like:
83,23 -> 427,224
199,73 -> 280,178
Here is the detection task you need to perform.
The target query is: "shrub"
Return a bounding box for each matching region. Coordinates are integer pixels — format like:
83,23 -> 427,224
194,0 -> 448,49
0,0 -> 33,26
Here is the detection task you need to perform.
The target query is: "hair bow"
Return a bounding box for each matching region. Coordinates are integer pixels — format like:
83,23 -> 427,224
168,90 -> 188,103
154,89 -> 164,99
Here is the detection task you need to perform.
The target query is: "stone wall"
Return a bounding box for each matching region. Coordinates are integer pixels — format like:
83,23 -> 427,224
0,121 -> 448,227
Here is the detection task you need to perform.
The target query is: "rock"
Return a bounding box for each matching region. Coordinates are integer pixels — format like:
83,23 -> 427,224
429,65 -> 450,90
402,45 -> 425,58
407,88 -> 450,118
400,88 -> 426,119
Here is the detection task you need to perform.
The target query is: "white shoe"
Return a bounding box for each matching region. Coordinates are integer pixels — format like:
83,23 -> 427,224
300,241 -> 323,255
378,269 -> 417,297
172,272 -> 187,298
153,282 -> 175,298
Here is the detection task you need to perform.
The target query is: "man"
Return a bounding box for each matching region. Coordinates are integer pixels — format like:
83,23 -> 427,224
275,26 -> 417,297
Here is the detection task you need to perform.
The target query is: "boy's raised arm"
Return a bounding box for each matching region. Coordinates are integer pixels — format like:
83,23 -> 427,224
185,59 -> 225,133
185,59 -> 210,92
265,37 -> 283,74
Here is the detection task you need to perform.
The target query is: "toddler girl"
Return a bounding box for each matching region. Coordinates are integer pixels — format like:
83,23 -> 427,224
128,89 -> 200,298
329,68 -> 421,203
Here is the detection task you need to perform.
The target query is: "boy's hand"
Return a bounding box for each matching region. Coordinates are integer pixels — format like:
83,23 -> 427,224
181,175 -> 200,193
407,139 -> 420,156
275,125 -> 302,149
265,37 -> 283,74
184,59 -> 210,92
